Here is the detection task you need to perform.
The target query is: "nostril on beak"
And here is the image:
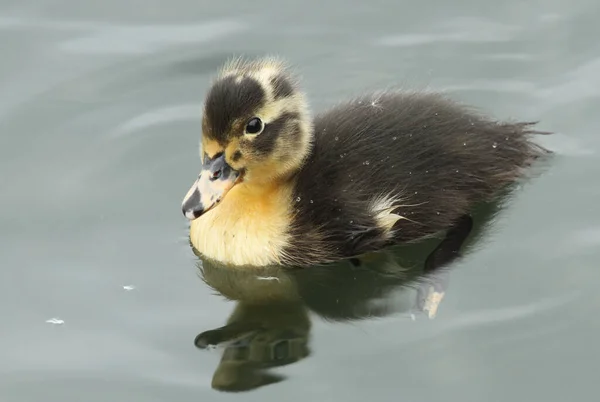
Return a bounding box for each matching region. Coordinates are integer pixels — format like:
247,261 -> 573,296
211,169 -> 222,180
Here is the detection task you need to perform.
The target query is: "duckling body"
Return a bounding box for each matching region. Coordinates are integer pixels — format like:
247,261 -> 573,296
288,92 -> 548,264
182,58 -> 550,267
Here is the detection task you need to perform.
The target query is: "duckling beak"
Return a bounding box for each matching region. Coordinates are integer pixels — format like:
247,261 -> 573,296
182,153 -> 241,220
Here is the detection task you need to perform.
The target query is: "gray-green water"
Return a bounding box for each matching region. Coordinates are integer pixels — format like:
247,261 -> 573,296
2,1 -> 599,401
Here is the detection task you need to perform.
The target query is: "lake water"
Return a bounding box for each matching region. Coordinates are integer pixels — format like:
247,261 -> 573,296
2,1 -> 599,401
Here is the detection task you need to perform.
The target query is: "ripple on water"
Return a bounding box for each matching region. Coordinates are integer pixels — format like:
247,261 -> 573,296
59,19 -> 249,55
108,104 -> 202,139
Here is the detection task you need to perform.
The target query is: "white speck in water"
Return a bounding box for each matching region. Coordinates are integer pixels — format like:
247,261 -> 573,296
456,169 -> 459,173
392,136 -> 397,140
335,136 -> 339,141
409,171 -> 412,175
310,200 -> 314,204
46,318 -> 64,325
296,197 -> 301,202
358,101 -> 363,105
256,276 -> 280,282
123,285 -> 135,291
505,137 -> 509,140
436,211 -> 440,215
414,191 -> 418,194
425,170 -> 429,173
492,142 -> 498,148
350,220 -> 354,224
463,142 -> 467,146
363,160 -> 370,165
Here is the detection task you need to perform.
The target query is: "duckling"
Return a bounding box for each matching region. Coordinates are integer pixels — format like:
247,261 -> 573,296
181,57 -> 551,267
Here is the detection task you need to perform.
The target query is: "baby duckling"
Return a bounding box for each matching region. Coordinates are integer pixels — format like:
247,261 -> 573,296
182,57 -> 550,267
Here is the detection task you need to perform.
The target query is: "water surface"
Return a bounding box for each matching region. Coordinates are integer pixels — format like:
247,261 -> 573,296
1,1 -> 600,401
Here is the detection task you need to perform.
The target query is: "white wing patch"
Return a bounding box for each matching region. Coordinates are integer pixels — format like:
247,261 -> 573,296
369,193 -> 410,238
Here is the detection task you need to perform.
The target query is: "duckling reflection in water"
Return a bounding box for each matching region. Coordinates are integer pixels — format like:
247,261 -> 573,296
193,214 -> 474,393
181,57 -> 551,268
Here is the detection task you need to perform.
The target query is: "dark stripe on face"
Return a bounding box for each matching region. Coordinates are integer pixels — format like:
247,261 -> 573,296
232,150 -> 242,162
287,120 -> 302,146
270,75 -> 295,100
204,76 -> 266,141
252,112 -> 299,156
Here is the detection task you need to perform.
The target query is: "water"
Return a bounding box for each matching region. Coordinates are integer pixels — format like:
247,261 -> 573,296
1,0 -> 599,400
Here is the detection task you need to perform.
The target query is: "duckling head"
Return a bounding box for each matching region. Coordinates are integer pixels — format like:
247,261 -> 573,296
182,57 -> 312,220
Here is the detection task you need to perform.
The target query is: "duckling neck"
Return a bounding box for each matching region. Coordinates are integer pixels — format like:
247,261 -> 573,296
189,178 -> 295,267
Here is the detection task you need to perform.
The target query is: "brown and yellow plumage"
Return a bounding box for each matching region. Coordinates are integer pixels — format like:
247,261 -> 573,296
181,57 -> 551,267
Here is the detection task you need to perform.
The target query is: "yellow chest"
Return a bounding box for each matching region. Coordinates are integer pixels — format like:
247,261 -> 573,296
189,183 -> 293,267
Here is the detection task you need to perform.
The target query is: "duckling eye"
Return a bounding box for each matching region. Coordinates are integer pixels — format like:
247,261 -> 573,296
245,117 -> 264,135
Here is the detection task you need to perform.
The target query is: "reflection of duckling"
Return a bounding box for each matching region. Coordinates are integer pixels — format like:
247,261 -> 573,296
194,214 -> 475,392
181,57 -> 551,267
196,301 -> 311,393
194,265 -> 311,393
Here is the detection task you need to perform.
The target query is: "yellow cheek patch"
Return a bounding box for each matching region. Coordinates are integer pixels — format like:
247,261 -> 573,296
225,138 -> 240,155
246,157 -> 283,183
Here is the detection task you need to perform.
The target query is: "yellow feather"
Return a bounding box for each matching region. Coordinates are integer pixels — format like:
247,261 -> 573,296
189,180 -> 294,267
